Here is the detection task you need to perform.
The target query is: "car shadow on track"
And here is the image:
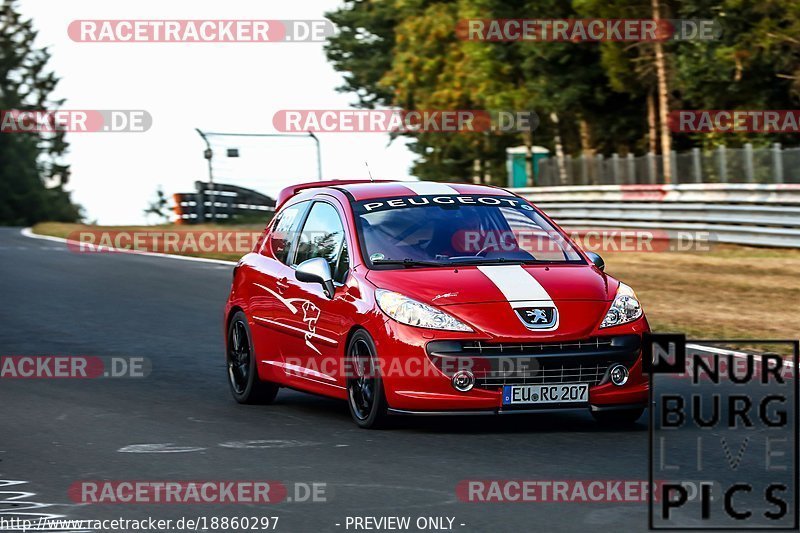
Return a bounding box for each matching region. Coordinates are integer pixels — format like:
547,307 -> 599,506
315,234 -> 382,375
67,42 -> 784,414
267,390 -> 647,434
390,412 -> 647,435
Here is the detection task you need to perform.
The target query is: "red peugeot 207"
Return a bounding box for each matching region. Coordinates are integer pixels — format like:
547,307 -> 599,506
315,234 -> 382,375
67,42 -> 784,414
224,180 -> 650,428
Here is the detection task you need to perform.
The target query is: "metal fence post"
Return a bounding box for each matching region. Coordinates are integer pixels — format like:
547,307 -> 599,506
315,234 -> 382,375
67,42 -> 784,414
564,154 -> 573,185
744,143 -> 754,182
717,145 -> 727,183
626,153 -> 635,184
543,160 -> 553,186
596,154 -> 604,184
692,147 -> 702,183
772,142 -> 784,183
537,160 -> 546,186
611,153 -> 619,184
670,150 -> 678,184
580,155 -> 588,185
646,152 -> 656,184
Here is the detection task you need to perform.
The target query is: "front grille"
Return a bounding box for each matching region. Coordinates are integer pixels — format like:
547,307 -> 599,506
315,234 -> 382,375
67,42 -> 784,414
426,335 -> 640,391
462,337 -> 614,355
475,361 -> 609,388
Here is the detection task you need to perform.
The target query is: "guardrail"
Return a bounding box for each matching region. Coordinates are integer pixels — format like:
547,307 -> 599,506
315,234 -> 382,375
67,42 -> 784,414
173,181 -> 275,224
514,183 -> 800,248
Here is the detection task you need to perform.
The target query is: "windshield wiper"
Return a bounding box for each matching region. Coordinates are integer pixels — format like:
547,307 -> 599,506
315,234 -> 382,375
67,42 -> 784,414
446,256 -> 538,265
372,258 -> 449,268
372,257 -> 540,268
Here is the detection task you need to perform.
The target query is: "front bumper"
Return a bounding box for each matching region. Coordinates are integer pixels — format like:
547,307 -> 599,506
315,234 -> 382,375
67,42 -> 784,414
388,403 -> 648,416
372,318 -> 649,413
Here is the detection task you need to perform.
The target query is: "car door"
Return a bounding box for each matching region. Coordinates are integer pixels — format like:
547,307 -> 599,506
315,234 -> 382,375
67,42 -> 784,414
247,200 -> 310,381
280,198 -> 355,389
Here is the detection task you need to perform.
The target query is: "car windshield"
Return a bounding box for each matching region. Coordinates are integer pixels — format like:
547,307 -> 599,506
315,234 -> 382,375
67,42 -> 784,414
353,194 -> 584,267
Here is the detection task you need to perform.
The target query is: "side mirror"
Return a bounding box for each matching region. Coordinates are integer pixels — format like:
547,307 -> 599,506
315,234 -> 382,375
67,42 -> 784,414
295,257 -> 335,298
585,251 -> 605,272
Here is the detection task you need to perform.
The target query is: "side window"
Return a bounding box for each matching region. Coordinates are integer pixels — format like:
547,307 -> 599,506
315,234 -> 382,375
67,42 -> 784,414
269,202 -> 308,264
293,202 -> 348,282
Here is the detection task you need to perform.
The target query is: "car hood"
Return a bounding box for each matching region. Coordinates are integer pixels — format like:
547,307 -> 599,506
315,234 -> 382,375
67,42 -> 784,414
365,264 -> 618,339
366,263 -> 615,305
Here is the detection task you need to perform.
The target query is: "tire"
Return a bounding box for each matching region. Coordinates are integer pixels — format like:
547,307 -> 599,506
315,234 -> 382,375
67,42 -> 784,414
591,407 -> 645,426
346,330 -> 390,429
226,311 -> 279,404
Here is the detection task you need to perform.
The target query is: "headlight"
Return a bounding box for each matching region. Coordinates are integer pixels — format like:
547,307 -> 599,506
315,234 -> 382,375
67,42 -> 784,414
375,289 -> 473,332
600,283 -> 643,328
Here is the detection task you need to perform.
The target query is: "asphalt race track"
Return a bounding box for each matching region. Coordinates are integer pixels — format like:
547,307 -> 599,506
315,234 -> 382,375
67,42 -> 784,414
0,227 -> 795,532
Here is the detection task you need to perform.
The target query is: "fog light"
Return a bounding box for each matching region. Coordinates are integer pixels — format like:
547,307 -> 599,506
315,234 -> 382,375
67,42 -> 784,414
452,370 -> 475,392
609,364 -> 629,386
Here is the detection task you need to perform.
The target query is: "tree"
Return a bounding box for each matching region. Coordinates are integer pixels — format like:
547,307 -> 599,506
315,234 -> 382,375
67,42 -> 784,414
378,0 -> 519,184
325,0 -> 398,109
651,0 -> 673,182
675,0 -> 800,148
327,0 -> 528,184
0,0 -> 81,225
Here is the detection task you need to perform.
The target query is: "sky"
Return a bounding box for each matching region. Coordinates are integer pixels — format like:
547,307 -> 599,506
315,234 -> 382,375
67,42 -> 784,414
17,0 -> 416,224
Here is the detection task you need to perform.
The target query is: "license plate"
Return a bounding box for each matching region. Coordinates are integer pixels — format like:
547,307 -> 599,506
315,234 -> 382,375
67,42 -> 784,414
502,383 -> 588,405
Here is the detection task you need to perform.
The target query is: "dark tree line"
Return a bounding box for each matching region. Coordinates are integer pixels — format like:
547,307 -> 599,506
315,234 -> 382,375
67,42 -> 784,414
325,0 -> 800,184
0,0 -> 81,225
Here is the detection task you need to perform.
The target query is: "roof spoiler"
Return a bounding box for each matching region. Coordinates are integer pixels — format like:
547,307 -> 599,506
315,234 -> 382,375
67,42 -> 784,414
275,179 -> 392,209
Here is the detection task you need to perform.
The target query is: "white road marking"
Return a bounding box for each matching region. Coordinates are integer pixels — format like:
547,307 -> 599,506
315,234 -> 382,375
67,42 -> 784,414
117,443 -> 206,453
219,440 -> 320,449
0,480 -> 91,532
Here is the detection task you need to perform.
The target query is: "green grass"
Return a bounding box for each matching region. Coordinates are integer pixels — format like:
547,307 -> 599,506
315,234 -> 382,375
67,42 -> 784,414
602,244 -> 800,342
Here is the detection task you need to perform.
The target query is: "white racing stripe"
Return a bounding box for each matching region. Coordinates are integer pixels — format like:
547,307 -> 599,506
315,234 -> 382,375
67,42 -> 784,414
478,265 -> 559,331
477,265 -> 553,307
400,181 -> 459,195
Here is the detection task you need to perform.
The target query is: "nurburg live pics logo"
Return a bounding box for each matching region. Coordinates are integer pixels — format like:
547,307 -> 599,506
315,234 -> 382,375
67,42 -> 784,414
644,333 -> 799,530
